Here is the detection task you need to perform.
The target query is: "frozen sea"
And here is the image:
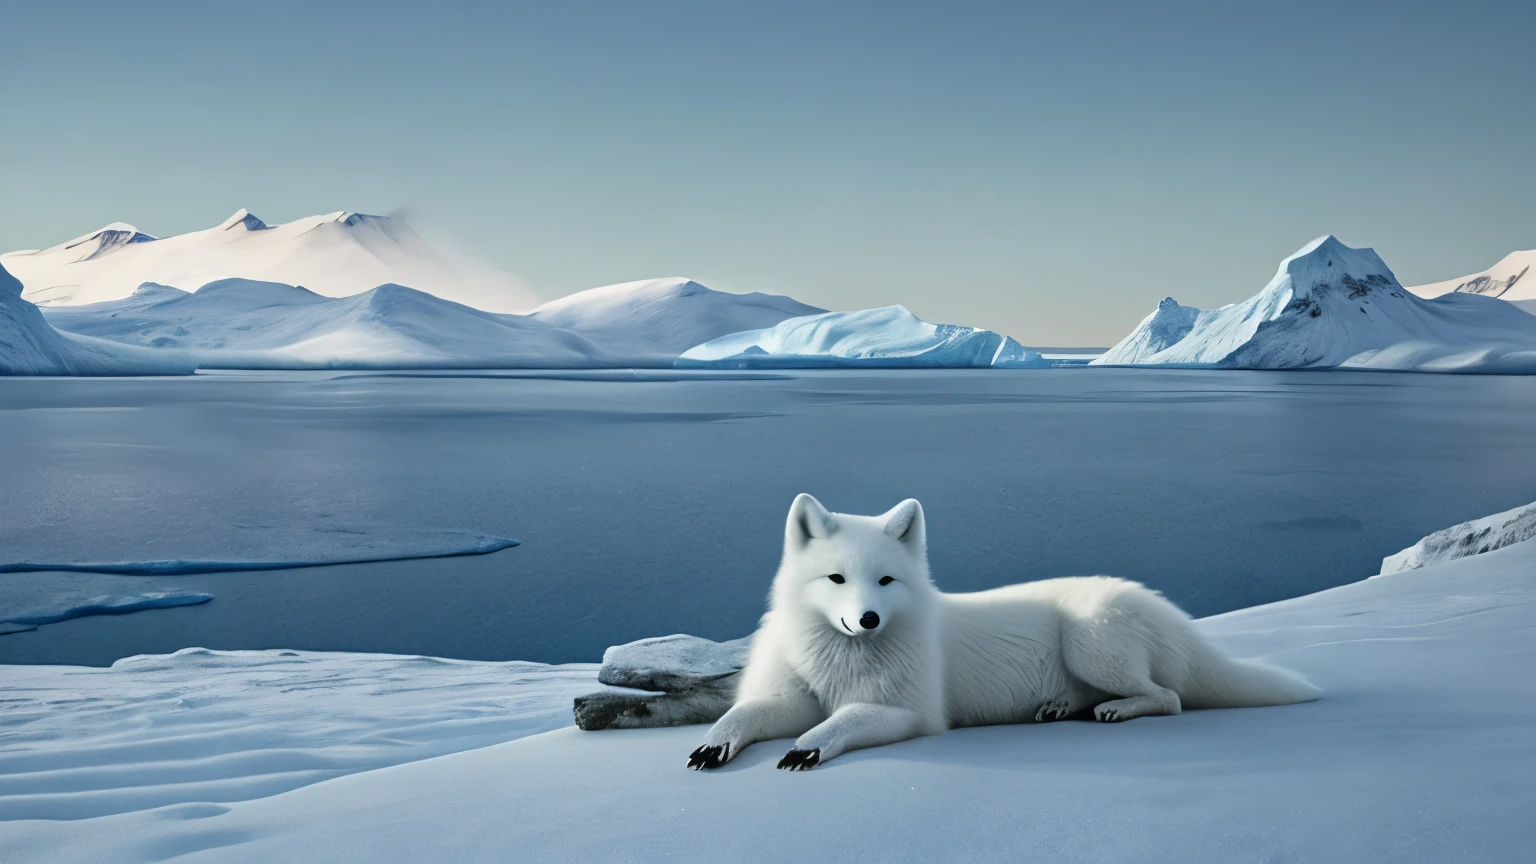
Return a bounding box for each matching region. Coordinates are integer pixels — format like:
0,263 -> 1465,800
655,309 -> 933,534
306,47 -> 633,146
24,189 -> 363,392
2,368 -> 1535,666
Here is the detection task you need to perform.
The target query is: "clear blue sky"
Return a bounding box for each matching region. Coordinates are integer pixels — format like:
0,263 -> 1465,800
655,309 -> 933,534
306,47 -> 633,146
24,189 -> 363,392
3,0 -> 1532,344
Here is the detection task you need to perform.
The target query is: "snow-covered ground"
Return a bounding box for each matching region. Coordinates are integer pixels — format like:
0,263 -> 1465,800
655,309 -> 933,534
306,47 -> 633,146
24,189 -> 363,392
1094,236 -> 1536,372
40,276 -> 828,369
0,650 -> 598,822
678,305 -> 1049,368
2,522 -> 1532,862
1,210 -> 537,313
0,262 -> 193,376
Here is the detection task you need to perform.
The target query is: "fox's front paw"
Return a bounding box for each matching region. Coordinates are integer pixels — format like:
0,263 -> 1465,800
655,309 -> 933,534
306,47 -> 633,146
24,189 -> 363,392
687,743 -> 730,770
776,748 -> 821,771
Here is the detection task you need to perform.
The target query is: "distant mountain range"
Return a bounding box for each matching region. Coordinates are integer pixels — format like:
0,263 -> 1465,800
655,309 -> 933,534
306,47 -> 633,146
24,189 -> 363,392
39,276 -> 828,369
0,209 -> 537,313
5,210 -> 1536,375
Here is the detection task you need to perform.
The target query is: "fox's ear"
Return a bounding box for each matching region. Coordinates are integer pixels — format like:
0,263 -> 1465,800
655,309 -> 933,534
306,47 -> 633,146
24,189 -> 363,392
881,499 -> 925,549
787,493 -> 836,545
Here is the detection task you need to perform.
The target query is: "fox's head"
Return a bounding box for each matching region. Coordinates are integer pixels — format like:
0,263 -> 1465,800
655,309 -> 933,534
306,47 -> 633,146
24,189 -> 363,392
772,493 -> 934,638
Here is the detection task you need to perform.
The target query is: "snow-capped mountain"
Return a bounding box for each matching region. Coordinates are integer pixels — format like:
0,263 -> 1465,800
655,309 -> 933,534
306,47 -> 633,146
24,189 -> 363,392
0,262 -> 191,376
0,210 -> 538,313
1409,249 -> 1536,315
676,305 -> 1049,368
529,277 -> 825,363
41,275 -> 830,369
43,278 -> 600,369
1093,236 -> 1536,372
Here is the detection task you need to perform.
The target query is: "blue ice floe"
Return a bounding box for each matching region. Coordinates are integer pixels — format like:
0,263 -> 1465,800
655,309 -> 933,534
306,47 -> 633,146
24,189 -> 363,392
0,531 -> 520,576
0,573 -> 213,634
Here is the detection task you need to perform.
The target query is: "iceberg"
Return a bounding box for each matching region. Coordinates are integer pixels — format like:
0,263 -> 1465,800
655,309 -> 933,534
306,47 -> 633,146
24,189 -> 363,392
1093,236 -> 1536,372
0,262 -> 194,376
676,305 -> 1049,368
0,209 -> 538,313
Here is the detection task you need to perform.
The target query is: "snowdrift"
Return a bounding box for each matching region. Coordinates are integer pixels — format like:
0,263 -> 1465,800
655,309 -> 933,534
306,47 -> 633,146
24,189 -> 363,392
1,209 -> 538,313
43,276 -> 834,369
1093,236 -> 1536,372
676,305 -> 1050,368
0,262 -> 192,376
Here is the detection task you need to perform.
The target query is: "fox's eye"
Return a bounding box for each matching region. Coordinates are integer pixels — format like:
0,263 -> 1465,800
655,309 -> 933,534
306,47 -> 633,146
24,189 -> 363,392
827,574 -> 845,584
879,576 -> 894,586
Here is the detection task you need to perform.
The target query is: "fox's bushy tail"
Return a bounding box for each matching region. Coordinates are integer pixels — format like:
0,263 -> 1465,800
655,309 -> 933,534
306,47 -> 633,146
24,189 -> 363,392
1182,652 -> 1322,710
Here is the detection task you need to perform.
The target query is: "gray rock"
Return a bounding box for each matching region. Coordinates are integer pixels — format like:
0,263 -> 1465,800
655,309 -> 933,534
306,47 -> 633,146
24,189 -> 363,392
573,685 -> 737,731
575,633 -> 750,731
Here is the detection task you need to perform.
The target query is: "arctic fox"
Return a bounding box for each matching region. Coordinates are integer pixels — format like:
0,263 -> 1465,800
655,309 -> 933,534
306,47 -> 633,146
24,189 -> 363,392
689,494 -> 1320,771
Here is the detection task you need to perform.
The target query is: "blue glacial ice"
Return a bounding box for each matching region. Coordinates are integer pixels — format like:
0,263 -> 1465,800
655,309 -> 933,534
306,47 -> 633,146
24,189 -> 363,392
675,305 -> 1049,368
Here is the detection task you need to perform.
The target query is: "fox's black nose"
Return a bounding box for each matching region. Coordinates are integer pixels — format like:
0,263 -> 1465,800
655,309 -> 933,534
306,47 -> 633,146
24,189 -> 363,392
859,611 -> 880,630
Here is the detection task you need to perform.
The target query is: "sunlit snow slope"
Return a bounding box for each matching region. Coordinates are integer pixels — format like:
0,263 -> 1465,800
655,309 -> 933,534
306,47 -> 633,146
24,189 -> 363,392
530,277 -> 825,363
1,210 -> 538,313
1410,249 -> 1535,308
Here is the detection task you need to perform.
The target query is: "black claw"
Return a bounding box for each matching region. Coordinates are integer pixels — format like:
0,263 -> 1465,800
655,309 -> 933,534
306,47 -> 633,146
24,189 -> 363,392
687,743 -> 729,770
776,748 -> 821,771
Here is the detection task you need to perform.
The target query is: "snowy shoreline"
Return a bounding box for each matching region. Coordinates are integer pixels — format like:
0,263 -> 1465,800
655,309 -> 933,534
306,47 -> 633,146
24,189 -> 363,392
3,508 -> 1534,861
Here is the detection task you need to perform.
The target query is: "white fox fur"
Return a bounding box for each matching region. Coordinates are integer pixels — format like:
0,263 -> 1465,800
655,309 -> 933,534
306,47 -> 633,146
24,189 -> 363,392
688,494 -> 1320,771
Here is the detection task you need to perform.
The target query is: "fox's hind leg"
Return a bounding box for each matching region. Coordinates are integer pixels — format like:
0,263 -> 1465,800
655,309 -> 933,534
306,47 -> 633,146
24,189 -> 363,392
1033,686 -> 1095,722
1060,619 -> 1181,723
